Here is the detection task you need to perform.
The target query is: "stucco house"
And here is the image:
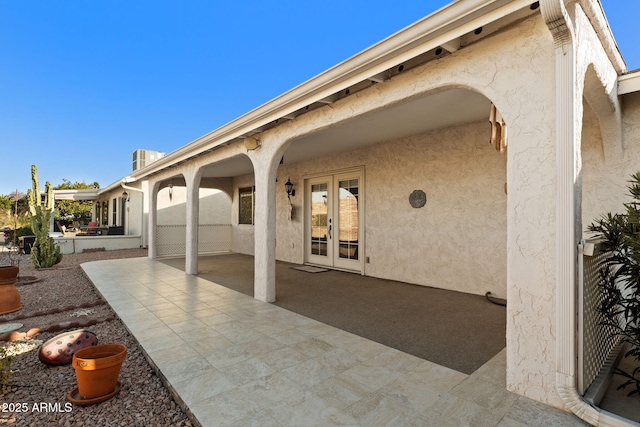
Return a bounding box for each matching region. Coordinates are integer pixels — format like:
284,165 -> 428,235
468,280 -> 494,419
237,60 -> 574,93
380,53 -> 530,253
57,0 -> 640,424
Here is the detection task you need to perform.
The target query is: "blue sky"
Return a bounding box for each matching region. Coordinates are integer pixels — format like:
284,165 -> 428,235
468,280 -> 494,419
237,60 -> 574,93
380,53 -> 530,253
0,1 -> 637,196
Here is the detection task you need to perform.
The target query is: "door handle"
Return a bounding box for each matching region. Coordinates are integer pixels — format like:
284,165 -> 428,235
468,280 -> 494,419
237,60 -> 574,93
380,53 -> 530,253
328,224 -> 332,239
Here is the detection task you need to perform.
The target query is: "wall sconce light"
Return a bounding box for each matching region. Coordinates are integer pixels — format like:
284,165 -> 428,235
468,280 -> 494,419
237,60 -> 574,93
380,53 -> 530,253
169,182 -> 173,201
122,191 -> 129,202
285,177 -> 295,198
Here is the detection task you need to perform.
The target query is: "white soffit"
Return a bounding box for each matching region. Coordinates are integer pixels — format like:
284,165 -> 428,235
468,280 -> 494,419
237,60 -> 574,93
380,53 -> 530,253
618,71 -> 640,95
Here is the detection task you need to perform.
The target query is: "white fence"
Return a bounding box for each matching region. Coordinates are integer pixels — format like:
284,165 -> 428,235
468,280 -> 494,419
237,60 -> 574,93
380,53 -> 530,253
578,239 -> 622,402
156,224 -> 231,257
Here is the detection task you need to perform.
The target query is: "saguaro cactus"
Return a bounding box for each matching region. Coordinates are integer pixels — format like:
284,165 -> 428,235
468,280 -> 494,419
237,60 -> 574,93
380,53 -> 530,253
27,165 -> 62,268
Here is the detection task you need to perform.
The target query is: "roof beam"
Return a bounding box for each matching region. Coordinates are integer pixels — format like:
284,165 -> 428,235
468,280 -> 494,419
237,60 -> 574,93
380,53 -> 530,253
317,94 -> 340,104
440,37 -> 461,52
368,72 -> 388,83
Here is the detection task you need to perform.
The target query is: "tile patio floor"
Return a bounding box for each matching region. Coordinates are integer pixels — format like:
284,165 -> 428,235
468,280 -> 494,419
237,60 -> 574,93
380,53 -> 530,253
81,257 -> 590,427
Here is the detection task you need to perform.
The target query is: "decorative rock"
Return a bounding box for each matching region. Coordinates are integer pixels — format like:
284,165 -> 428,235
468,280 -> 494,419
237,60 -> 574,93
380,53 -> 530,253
0,322 -> 23,334
38,329 -> 98,366
2,328 -> 40,342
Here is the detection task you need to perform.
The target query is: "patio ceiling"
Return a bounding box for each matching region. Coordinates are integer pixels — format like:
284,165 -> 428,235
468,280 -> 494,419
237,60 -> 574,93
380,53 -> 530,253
200,88 -> 490,178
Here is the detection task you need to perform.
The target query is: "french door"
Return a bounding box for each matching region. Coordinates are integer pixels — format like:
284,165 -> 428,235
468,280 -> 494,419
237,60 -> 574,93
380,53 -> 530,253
306,170 -> 362,272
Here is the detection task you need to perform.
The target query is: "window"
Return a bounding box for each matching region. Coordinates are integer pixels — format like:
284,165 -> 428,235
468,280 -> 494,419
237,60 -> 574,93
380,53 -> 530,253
238,186 -> 255,225
101,201 -> 108,225
112,198 -> 118,226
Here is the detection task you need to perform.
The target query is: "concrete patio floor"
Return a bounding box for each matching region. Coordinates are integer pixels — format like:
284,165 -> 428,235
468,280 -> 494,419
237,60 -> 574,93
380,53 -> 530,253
161,253 -> 507,375
81,257 -> 589,427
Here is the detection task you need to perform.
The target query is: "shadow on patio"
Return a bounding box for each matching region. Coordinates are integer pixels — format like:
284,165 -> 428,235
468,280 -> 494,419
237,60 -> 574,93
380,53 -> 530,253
160,253 -> 506,375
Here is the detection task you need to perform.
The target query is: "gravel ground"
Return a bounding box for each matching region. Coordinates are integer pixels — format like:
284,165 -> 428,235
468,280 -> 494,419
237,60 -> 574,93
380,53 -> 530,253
0,249 -> 193,427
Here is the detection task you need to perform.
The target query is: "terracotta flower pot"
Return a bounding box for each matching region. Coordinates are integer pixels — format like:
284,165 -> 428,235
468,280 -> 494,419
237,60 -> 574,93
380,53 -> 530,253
72,344 -> 127,399
0,266 -> 19,283
0,266 -> 21,315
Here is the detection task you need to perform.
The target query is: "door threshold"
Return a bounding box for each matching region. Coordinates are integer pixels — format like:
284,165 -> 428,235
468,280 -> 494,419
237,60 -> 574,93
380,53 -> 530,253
303,263 -> 361,275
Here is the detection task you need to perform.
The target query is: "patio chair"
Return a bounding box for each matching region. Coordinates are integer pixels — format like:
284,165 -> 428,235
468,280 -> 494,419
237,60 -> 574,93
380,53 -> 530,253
87,222 -> 98,235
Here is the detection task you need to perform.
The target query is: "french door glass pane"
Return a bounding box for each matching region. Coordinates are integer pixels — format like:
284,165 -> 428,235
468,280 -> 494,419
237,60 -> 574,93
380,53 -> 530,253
338,179 -> 358,260
311,183 -> 328,256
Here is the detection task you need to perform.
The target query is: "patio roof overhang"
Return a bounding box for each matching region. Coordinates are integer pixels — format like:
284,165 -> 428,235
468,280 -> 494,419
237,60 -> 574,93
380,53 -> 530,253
127,0 -> 538,182
618,70 -> 640,95
52,189 -> 99,201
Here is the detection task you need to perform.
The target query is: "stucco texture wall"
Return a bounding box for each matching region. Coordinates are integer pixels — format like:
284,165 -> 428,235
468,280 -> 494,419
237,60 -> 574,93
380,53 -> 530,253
581,101 -> 627,232
231,173 -> 256,256
622,92 -> 640,173
594,91 -> 640,218
156,187 -> 231,226
277,120 -> 507,297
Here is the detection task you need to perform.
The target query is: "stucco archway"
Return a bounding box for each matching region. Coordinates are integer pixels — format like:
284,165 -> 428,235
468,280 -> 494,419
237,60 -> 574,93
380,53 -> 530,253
273,86 -> 508,299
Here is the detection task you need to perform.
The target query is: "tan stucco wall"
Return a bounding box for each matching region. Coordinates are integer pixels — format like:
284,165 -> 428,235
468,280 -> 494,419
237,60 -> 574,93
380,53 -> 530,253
589,91 -> 640,220
156,187 -> 231,226
230,173 -> 257,255
581,101 -> 627,230
127,190 -> 144,237
622,92 -> 640,171
275,120 -> 507,297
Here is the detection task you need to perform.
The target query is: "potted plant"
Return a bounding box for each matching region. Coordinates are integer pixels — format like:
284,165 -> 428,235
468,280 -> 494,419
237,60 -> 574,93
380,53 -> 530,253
0,247 -> 22,315
589,172 -> 640,397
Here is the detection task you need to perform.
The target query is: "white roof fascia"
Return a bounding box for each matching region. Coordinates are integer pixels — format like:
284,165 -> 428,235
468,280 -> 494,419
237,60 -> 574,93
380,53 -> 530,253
93,179 -> 127,198
52,189 -> 99,201
618,71 -> 640,95
129,0 -> 532,181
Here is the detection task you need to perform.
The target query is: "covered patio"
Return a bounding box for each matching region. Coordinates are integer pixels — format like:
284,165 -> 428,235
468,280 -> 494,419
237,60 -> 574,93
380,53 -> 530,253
160,253 -> 507,375
81,256 -> 585,426
113,0 -> 640,422
51,187 -> 144,254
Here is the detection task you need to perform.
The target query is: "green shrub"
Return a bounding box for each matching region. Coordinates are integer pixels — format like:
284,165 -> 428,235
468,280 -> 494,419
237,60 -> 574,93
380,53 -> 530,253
589,172 -> 640,397
0,346 -> 14,393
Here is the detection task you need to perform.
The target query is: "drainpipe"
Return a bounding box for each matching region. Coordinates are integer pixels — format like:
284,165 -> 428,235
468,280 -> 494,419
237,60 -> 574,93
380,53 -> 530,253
541,1 -> 637,425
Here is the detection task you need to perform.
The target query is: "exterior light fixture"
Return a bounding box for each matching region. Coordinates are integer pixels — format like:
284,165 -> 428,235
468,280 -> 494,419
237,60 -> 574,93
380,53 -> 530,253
122,191 -> 129,202
285,177 -> 295,198
169,182 -> 173,201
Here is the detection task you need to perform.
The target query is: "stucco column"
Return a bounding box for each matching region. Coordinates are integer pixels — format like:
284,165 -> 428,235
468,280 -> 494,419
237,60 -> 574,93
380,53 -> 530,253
141,180 -> 149,248
148,181 -> 159,259
252,160 -> 278,303
185,171 -> 201,275
540,1 -> 605,424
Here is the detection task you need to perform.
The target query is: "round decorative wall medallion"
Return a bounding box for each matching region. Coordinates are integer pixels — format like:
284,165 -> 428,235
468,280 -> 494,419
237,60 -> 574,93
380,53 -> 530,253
409,190 -> 427,208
